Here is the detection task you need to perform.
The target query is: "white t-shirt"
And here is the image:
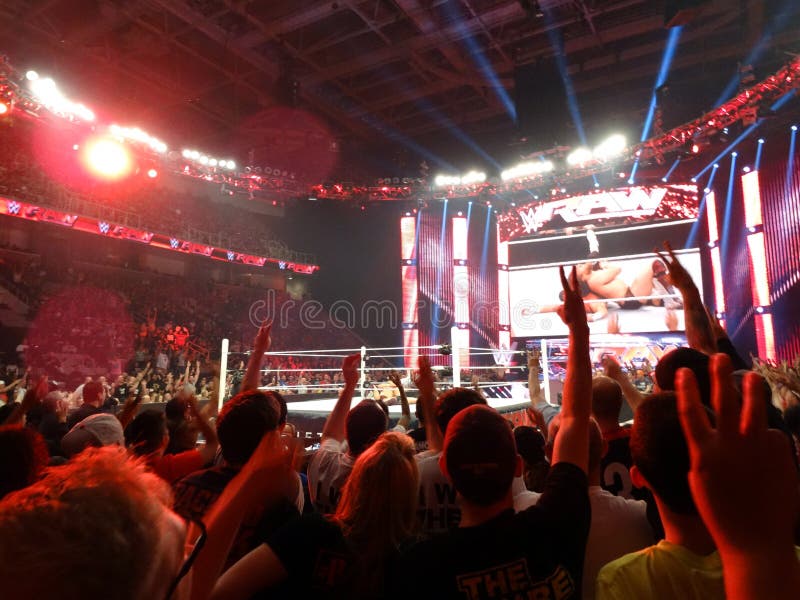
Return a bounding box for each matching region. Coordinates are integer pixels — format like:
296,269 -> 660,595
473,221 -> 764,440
416,450 -> 461,534
584,485 -> 655,599
307,438 -> 355,514
512,475 -> 541,512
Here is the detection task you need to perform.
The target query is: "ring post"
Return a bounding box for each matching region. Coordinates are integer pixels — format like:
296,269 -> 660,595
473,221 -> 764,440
360,345 -> 367,400
218,337 -> 229,413
451,327 -> 461,388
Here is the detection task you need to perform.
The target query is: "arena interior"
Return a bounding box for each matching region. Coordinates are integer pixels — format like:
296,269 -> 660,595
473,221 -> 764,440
1,1 -> 800,599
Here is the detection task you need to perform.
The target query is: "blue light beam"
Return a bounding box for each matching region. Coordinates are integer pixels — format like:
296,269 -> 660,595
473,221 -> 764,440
720,153 -> 738,268
641,27 -> 683,143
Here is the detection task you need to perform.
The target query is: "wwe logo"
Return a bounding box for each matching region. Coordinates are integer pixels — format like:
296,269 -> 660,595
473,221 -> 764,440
491,342 -> 517,366
169,238 -> 180,249
227,251 -> 235,261
7,200 -> 20,215
278,261 -> 287,270
519,208 -> 543,233
98,221 -> 110,234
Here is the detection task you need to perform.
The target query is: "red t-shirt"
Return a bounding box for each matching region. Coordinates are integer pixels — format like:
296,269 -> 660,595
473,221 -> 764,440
153,450 -> 205,484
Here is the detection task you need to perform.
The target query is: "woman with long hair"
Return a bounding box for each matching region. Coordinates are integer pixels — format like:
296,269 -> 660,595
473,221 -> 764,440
209,431 -> 419,599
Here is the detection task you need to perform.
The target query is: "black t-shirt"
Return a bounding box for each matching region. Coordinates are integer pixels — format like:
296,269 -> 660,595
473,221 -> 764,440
599,428 -> 648,502
260,513 -> 356,600
393,462 -> 590,599
66,403 -> 103,429
407,427 -> 428,453
115,383 -> 129,400
173,465 -> 299,567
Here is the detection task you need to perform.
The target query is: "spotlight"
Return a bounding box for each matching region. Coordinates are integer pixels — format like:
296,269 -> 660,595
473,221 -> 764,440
566,147 -> 592,166
147,168 -> 158,178
748,226 -> 756,233
692,143 -> 700,154
593,134 -> 627,161
457,211 -> 463,216
731,152 -> 738,157
713,163 -> 719,169
460,171 -> 486,185
755,306 -> 764,314
199,155 -> 209,165
743,166 -> 751,173
209,158 -> 218,167
661,177 -> 667,182
627,178 -> 634,185
82,137 -> 132,181
594,182 -> 600,188
227,160 -> 236,171
25,70 -> 38,81
0,102 -> 7,115
758,138 -> 765,144
72,144 -> 79,150
704,187 -> 711,193
181,149 -> 192,159
690,177 -> 697,182
793,125 -> 798,131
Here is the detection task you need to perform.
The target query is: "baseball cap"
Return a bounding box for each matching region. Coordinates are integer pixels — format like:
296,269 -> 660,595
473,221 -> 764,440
61,413 -> 125,457
442,405 -> 517,506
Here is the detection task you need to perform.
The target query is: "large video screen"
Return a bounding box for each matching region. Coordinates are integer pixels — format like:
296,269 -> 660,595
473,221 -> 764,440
509,250 -> 703,337
498,184 -> 699,242
506,184 -> 701,337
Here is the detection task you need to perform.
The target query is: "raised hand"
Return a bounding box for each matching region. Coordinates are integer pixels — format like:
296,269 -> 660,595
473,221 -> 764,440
342,353 -> 361,388
412,356 -> 436,399
527,348 -> 541,366
602,355 -> 624,381
654,241 -> 694,290
253,320 -> 272,354
676,354 -> 798,559
388,370 -> 403,389
556,265 -> 589,333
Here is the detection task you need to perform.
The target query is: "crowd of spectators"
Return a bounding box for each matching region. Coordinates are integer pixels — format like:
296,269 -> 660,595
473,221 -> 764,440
0,241 -> 799,599
0,124 -> 306,261
0,241 -> 368,400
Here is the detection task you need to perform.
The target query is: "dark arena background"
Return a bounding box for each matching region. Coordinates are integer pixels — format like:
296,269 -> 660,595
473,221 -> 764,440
1,3 -> 800,596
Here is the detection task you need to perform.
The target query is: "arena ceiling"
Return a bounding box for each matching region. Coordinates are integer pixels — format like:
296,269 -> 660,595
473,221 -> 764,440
1,0 -> 799,175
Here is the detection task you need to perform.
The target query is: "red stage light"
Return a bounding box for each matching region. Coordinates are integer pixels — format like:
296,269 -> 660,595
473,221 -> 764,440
81,137 -> 133,181
691,143 -> 700,153
147,168 -> 158,178
0,102 -> 8,115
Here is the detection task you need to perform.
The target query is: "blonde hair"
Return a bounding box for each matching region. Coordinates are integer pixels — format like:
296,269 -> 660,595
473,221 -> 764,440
0,447 -> 183,600
334,431 -> 419,596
